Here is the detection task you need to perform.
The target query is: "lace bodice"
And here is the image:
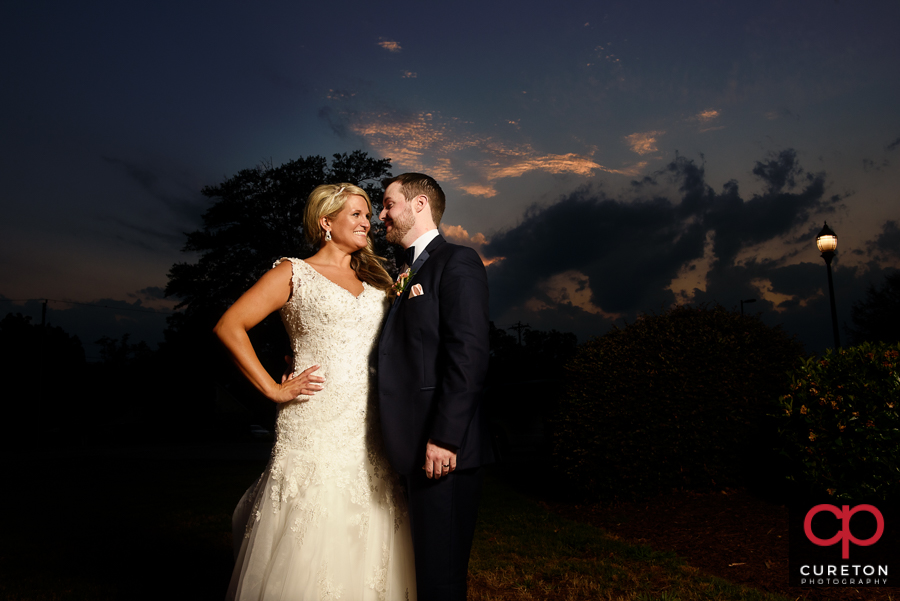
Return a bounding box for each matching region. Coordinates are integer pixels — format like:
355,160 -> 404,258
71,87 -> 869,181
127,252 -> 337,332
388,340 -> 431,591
276,258 -> 388,418
264,258 -> 400,514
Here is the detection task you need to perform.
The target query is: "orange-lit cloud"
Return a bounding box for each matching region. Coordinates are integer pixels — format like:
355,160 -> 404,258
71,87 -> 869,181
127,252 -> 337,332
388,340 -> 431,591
401,70 -> 417,78
695,109 -> 720,123
442,224 -> 487,246
624,131 -> 664,155
692,109 -> 722,132
378,39 -> 401,52
750,278 -> 816,313
344,110 -> 644,197
440,224 -> 502,266
526,270 -> 623,319
459,184 -> 497,198
485,153 -> 604,179
668,231 -> 713,302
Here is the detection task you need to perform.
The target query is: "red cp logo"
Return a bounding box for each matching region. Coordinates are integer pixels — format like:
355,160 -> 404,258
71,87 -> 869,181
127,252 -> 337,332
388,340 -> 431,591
804,504 -> 884,559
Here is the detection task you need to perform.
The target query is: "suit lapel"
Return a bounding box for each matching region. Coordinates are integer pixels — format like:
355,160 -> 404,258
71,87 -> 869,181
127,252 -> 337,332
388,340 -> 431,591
408,247 -> 430,275
382,235 -> 444,334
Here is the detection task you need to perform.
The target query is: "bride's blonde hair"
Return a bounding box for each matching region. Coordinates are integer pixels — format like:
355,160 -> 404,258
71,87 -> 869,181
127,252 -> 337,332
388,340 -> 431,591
304,183 -> 393,291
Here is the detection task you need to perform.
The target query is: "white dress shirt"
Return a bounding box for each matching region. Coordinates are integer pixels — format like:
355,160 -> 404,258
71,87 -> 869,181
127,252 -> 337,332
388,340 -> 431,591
406,229 -> 441,266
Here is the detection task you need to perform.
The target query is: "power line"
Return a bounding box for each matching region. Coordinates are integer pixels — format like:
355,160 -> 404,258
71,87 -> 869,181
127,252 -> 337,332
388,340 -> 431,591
0,297 -> 176,315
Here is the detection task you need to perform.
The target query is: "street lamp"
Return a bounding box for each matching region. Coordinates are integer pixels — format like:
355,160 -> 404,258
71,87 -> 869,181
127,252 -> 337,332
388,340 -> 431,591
816,222 -> 841,349
740,298 -> 756,315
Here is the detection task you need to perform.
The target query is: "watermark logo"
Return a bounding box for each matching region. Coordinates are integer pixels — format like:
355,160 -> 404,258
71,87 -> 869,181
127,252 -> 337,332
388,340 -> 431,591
789,500 -> 896,587
804,504 -> 884,559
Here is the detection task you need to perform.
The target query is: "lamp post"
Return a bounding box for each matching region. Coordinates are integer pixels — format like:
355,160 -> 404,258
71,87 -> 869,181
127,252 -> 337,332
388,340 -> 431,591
740,298 -> 756,316
816,222 -> 841,349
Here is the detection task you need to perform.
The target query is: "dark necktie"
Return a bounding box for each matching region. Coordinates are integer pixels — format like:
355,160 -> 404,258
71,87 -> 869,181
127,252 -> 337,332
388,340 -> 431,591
399,246 -> 415,270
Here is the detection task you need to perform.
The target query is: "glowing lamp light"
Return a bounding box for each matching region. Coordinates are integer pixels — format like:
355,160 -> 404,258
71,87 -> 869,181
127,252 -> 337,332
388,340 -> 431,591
815,221 -> 841,348
816,222 -> 838,254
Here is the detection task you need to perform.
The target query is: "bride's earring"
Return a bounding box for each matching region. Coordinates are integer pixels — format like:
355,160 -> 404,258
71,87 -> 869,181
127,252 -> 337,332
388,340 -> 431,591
325,231 -> 332,242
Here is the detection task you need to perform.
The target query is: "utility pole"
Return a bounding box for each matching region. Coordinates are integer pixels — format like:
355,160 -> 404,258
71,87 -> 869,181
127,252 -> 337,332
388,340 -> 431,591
507,321 -> 530,345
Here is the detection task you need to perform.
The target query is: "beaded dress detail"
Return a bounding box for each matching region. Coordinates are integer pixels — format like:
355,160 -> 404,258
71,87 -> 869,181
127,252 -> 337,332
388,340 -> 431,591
227,258 -> 415,601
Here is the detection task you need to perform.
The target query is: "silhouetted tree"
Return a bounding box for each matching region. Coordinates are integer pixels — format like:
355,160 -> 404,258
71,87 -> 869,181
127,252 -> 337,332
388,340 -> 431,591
484,322 -> 579,467
522,328 -> 578,371
162,152 -> 392,432
848,271 -> 900,345
166,151 -> 393,329
0,313 -> 87,442
96,334 -> 152,366
487,322 -> 578,385
487,322 -> 520,384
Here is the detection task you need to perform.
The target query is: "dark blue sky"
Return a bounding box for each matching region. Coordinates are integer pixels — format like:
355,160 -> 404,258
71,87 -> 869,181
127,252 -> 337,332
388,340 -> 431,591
2,1 -> 898,356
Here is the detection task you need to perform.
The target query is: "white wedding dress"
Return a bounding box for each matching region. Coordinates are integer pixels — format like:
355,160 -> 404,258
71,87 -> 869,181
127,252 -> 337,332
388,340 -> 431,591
227,258 -> 416,601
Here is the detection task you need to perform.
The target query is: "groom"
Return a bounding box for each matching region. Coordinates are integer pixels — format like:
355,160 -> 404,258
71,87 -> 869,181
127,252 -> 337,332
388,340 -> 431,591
378,173 -> 494,601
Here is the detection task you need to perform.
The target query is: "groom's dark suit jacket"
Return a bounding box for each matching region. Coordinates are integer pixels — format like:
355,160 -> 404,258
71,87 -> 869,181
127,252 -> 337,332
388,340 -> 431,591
378,235 -> 494,476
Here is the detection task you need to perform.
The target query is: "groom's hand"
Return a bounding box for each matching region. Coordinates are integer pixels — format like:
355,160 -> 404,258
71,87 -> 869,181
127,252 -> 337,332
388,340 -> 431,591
423,438 -> 457,480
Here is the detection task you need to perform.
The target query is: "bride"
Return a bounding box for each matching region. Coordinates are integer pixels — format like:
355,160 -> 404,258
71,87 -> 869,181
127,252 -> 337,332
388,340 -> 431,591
214,183 -> 416,600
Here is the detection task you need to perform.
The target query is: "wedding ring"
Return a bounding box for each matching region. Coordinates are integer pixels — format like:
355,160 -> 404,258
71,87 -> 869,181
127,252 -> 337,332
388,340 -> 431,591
442,464 -> 450,468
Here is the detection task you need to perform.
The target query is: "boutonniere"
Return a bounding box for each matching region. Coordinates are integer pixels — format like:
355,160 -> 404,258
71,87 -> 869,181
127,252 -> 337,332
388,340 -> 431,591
391,268 -> 416,299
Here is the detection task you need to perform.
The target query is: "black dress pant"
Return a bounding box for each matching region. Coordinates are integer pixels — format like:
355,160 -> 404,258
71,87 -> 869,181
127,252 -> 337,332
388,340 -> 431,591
404,467 -> 483,601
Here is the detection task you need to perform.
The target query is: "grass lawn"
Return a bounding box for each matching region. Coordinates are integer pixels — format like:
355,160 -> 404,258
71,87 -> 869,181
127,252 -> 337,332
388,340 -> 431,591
468,475 -> 789,601
0,445 -> 789,601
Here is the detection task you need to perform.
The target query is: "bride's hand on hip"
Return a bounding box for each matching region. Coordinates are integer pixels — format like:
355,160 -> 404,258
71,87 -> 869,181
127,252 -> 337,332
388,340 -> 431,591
272,364 -> 325,403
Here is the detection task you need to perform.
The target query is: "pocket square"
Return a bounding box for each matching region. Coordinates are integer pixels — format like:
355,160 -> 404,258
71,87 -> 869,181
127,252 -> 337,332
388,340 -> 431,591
409,283 -> 424,298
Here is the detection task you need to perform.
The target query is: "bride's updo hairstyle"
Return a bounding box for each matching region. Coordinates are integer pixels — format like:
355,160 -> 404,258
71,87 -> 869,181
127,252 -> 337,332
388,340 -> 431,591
304,183 -> 393,291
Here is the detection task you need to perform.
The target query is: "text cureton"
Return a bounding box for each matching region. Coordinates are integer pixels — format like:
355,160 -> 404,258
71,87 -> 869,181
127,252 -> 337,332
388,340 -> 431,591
800,565 -> 888,576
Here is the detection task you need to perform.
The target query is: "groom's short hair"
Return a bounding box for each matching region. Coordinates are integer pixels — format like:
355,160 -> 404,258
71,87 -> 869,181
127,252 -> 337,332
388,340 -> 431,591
383,173 -> 446,226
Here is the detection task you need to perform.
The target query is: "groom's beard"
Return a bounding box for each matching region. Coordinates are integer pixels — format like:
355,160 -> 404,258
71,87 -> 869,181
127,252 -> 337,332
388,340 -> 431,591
386,204 -> 416,245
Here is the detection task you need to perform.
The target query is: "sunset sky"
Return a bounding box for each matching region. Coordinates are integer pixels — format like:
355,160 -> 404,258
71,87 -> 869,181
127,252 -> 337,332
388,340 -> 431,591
2,1 -> 899,356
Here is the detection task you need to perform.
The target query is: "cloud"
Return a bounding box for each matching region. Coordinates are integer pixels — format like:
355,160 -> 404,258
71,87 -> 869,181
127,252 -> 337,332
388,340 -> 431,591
861,135 -> 897,171
484,188 -> 691,317
593,44 -> 621,65
115,218 -> 184,247
126,286 -> 176,309
378,39 -> 401,53
694,109 -> 720,123
691,257 -> 897,352
750,148 -> 804,194
526,270 -> 624,320
688,110 -> 722,132
440,224 -> 501,266
326,89 -> 357,100
458,184 -> 497,198
867,220 -> 900,260
763,108 -> 797,122
485,153 -> 608,180
481,150 -> 865,352
102,156 -> 205,223
326,108 -> 642,197
625,131 -> 664,155
862,158 -> 887,172
441,224 -> 487,247
100,156 -> 207,254
401,71 -> 416,79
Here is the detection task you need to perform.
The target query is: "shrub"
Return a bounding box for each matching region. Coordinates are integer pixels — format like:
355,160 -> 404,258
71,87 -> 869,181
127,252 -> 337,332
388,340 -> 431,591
773,342 -> 900,501
551,304 -> 803,500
